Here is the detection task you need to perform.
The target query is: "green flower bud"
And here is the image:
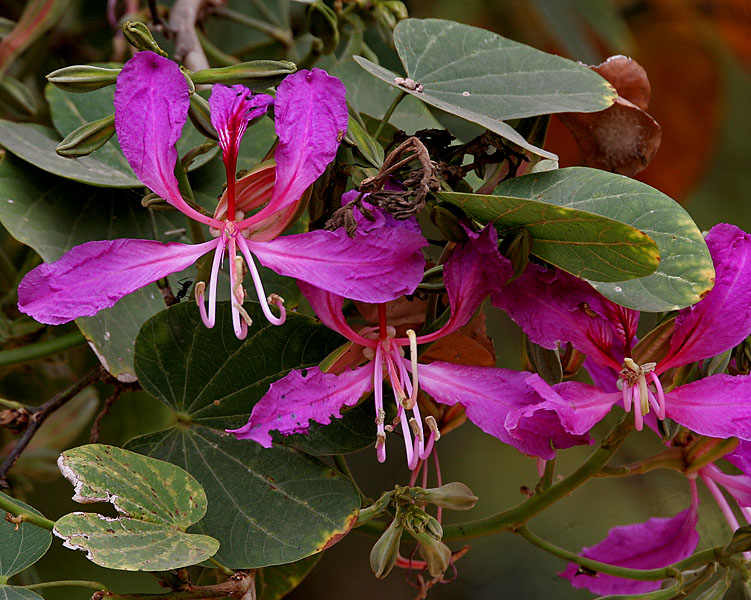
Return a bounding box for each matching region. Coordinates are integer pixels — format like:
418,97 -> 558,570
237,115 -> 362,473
189,60 -> 296,89
430,202 -> 468,243
0,74 -> 37,118
46,65 -> 120,93
308,1 -> 339,55
373,3 -> 396,30
122,21 -> 167,57
500,227 -> 531,282
188,93 -> 218,141
56,114 -> 116,158
381,1 -> 408,20
411,530 -> 451,578
420,482 -> 478,511
369,518 -> 403,578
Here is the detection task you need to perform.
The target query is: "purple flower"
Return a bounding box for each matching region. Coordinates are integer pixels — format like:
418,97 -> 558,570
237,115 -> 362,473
17,52 -> 427,338
491,223 -> 751,440
229,225 -> 591,465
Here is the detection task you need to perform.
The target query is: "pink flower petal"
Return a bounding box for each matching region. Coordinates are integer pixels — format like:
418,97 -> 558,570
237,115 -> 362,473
226,365 -> 373,447
18,238 -> 218,325
492,263 -> 637,371
297,282 -> 375,347
560,498 -> 699,595
115,52 -> 218,227
209,84 -> 273,159
416,362 -> 591,459
660,224 -> 751,372
246,226 -> 426,303
665,374 -> 751,440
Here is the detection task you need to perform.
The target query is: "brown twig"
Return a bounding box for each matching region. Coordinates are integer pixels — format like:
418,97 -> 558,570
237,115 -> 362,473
93,571 -> 255,600
0,366 -> 106,488
89,381 -> 136,443
169,0 -> 214,71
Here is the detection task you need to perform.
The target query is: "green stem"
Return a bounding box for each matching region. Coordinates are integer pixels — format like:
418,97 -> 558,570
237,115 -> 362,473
23,580 -> 108,592
333,454 -> 366,502
374,91 -> 406,141
213,6 -> 292,46
174,162 -> 206,246
0,397 -> 25,409
441,416 -> 634,541
535,456 -> 556,494
0,493 -> 55,530
0,331 -> 87,368
517,525 -> 717,582
597,447 -> 685,478
208,557 -> 234,577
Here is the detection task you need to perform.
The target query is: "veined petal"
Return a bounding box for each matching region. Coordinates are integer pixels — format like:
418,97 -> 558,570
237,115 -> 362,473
18,238 -> 218,325
419,226 -> 511,343
249,69 -> 347,223
560,495 -> 699,595
226,364 -> 373,447
245,226 -> 426,303
209,84 -> 273,158
341,190 -> 422,235
297,282 -> 375,347
660,224 -> 751,372
665,374 -> 751,440
492,264 -> 637,371
416,362 -> 591,459
535,380 -> 620,436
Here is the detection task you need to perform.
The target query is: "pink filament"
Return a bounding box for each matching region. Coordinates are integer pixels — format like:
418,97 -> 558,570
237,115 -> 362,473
236,235 -> 286,326
197,239 -> 226,328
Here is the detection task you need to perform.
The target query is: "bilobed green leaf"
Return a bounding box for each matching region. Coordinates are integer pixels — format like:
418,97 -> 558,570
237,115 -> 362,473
126,427 -> 359,569
54,444 -> 219,571
492,168 -> 714,311
0,155 -> 195,380
45,82 -> 218,174
0,587 -> 43,600
0,495 -> 52,577
437,189 -> 660,282
354,18 -> 616,157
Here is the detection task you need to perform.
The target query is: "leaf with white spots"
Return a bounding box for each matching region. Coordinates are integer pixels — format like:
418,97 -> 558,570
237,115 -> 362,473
54,444 -> 218,571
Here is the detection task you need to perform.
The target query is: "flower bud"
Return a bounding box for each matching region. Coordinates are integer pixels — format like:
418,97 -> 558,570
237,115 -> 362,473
46,65 -> 120,93
500,227 -> 531,282
0,74 -> 37,118
56,114 -> 115,158
430,202 -> 468,243
369,518 -> 403,578
188,93 -> 218,141
420,482 -> 478,511
141,193 -> 172,211
523,336 -> 563,386
189,60 -> 296,88
683,436 -> 739,474
381,1 -> 409,20
723,525 -> 751,555
307,1 -> 339,55
122,21 -> 167,57
411,530 -> 451,578
373,2 -> 397,30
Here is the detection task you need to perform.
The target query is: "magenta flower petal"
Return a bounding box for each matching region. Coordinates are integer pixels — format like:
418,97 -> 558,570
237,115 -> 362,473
660,224 -> 751,372
416,362 -> 591,459
492,264 -> 638,371
245,226 -> 426,303
541,380 -> 620,436
209,84 -> 273,158
18,238 -> 219,325
726,440 -> 751,475
665,374 -> 751,440
115,54 -> 186,206
226,365 -> 373,447
420,226 -> 512,343
560,500 -> 699,595
297,282 -> 374,346
262,69 -> 347,218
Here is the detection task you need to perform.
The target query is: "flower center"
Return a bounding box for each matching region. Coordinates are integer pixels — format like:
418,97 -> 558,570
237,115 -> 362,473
618,358 -> 665,430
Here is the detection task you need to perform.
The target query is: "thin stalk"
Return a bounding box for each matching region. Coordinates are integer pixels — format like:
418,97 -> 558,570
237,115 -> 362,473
23,580 -> 108,592
597,447 -> 685,478
0,331 -> 87,368
208,558 -> 234,577
213,6 -> 292,46
517,525 -> 717,581
333,455 -> 366,502
535,456 -> 556,494
0,493 -> 55,530
374,91 -> 406,141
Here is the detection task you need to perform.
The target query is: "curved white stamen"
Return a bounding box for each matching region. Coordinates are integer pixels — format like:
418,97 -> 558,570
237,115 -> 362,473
633,385 -> 644,431
228,238 -> 246,339
386,353 -> 416,469
421,416 -> 440,459
623,381 -> 632,412
396,353 -> 425,458
373,345 -> 386,463
236,235 -> 286,326
648,372 -> 666,419
195,240 -> 225,328
406,329 -> 419,407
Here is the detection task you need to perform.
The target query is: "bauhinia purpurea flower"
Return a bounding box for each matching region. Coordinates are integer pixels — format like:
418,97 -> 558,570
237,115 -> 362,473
229,213 -> 591,466
17,52 -> 427,338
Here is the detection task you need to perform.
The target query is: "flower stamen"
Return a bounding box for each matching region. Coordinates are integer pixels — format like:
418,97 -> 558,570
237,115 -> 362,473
620,358 -> 662,431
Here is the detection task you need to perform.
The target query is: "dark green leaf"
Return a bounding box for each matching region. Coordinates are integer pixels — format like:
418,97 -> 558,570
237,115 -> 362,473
126,426 -> 359,568
355,18 -> 617,157
437,189 -> 661,282
0,587 -> 43,600
489,167 -> 714,310
54,444 -> 218,571
0,495 -> 52,577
